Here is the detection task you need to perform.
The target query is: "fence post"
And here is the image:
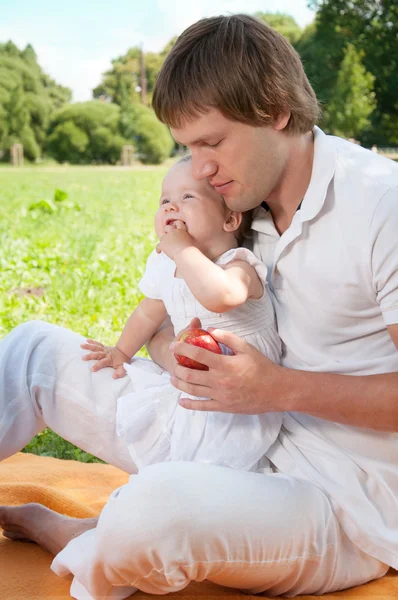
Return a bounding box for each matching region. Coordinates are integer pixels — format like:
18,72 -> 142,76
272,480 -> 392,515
121,144 -> 134,166
10,143 -> 24,166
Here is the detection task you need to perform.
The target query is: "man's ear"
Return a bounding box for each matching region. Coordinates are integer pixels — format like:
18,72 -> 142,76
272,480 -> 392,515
223,211 -> 242,233
273,111 -> 291,131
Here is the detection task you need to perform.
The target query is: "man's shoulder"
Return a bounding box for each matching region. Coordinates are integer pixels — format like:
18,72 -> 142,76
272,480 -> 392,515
329,135 -> 398,192
324,136 -> 398,215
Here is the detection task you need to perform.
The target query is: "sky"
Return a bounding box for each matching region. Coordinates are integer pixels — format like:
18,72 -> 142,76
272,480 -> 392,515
0,0 -> 315,103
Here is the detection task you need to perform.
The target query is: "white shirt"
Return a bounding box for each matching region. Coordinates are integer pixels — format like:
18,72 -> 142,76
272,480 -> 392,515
250,127 -> 398,568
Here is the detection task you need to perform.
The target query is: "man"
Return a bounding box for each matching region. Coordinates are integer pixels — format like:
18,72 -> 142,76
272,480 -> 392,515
0,14 -> 397,600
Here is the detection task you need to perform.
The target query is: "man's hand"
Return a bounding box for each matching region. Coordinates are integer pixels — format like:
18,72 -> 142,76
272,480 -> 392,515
81,339 -> 131,379
170,328 -> 288,414
156,220 -> 195,261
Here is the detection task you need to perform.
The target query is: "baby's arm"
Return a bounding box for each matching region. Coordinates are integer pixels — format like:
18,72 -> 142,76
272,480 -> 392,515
82,297 -> 167,375
175,247 -> 263,313
116,297 -> 168,359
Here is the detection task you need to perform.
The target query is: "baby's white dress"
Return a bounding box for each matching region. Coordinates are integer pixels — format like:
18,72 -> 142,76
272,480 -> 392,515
116,247 -> 283,473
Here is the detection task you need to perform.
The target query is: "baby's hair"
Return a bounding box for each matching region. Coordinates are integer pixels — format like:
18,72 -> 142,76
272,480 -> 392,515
176,152 -> 192,165
175,153 -> 253,247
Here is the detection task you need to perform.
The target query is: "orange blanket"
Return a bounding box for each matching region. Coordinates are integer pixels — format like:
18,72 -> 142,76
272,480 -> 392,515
0,453 -> 396,600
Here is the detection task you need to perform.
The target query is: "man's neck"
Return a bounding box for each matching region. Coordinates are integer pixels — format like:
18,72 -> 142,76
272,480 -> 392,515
266,130 -> 314,235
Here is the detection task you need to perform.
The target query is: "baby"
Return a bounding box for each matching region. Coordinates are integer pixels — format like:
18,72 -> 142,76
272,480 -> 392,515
82,156 -> 282,472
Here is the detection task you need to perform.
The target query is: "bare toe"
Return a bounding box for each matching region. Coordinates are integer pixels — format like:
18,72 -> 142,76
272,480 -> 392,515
2,530 -> 32,542
0,505 -> 17,528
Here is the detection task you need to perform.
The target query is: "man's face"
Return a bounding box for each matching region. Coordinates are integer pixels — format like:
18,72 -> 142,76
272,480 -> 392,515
170,108 -> 290,212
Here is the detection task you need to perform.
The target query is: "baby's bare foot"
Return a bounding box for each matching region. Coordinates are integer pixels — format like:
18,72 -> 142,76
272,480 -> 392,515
0,503 -> 98,555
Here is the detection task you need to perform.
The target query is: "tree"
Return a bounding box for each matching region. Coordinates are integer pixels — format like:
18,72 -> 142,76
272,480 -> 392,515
92,39 -> 175,164
325,44 -> 376,138
119,102 -> 174,164
46,101 -> 126,164
255,12 -> 302,44
301,0 -> 398,144
5,84 -> 40,159
93,38 -> 176,107
46,100 -> 174,165
0,41 -> 71,161
93,47 -> 143,106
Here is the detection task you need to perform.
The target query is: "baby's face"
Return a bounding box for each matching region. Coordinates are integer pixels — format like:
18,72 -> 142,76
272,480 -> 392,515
155,161 -> 230,250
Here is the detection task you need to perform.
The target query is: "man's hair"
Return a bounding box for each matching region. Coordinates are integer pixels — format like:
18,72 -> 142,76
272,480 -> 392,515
153,14 -> 320,133
175,154 -> 253,247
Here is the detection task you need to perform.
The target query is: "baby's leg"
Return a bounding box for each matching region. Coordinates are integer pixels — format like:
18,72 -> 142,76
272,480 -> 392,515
0,320 -> 136,472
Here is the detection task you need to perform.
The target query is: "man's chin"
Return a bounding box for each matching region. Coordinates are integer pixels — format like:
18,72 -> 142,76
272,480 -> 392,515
224,195 -> 261,212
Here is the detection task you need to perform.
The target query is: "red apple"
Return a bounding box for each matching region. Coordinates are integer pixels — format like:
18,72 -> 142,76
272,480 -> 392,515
175,327 -> 222,370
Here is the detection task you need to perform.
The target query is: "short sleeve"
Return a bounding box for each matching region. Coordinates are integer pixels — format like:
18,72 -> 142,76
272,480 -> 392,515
215,247 -> 267,287
370,187 -> 398,326
139,249 -> 173,300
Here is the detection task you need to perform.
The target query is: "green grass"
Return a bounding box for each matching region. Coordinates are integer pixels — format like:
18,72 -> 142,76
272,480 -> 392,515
0,165 -> 169,462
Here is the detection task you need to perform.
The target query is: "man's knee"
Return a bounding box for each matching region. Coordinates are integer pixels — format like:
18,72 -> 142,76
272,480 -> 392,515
93,462 -> 339,596
95,462 -> 224,566
6,320 -> 48,340
95,462 -> 332,565
5,320 -> 62,356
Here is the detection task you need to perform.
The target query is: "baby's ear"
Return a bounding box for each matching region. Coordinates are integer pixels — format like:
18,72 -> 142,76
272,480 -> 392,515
223,211 -> 242,233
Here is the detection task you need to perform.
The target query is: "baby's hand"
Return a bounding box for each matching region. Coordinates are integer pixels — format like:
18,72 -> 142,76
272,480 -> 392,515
156,220 -> 194,260
81,339 -> 130,379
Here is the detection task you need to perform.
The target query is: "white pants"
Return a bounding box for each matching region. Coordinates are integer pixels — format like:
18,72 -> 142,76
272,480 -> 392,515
0,321 -> 389,599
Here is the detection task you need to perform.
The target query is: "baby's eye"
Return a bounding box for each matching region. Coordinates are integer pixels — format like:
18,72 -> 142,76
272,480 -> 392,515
207,140 -> 221,148
161,199 -> 170,205
183,193 -> 194,200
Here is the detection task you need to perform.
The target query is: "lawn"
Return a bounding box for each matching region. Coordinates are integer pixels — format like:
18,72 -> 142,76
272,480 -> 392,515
0,164 -> 169,462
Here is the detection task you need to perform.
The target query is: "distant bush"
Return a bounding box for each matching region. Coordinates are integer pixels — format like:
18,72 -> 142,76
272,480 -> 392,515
120,103 -> 174,164
47,100 -> 174,165
46,101 -> 126,164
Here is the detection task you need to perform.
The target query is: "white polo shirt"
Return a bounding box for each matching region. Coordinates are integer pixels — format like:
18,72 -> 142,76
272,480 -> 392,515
250,127 -> 398,568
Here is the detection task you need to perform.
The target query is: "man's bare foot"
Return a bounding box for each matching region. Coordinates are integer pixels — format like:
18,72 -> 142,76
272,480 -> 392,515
0,503 -> 98,556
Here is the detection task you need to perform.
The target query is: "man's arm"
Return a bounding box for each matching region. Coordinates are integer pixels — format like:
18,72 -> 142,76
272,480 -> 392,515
388,324 -> 398,351
169,324 -> 398,432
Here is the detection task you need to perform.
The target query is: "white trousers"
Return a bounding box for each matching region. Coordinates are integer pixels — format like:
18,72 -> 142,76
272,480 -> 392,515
0,321 -> 389,599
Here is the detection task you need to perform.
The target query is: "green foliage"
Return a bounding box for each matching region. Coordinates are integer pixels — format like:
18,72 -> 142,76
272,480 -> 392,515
296,0 -> 398,144
94,44 -> 175,165
120,103 -> 174,165
46,100 -> 173,165
93,39 -> 175,107
0,41 -> 71,161
0,165 -> 167,460
93,47 -> 143,105
46,101 -> 126,164
325,44 -> 376,139
47,120 -> 89,163
379,114 -> 398,146
23,429 -> 105,462
28,188 -> 80,213
255,12 -> 302,44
